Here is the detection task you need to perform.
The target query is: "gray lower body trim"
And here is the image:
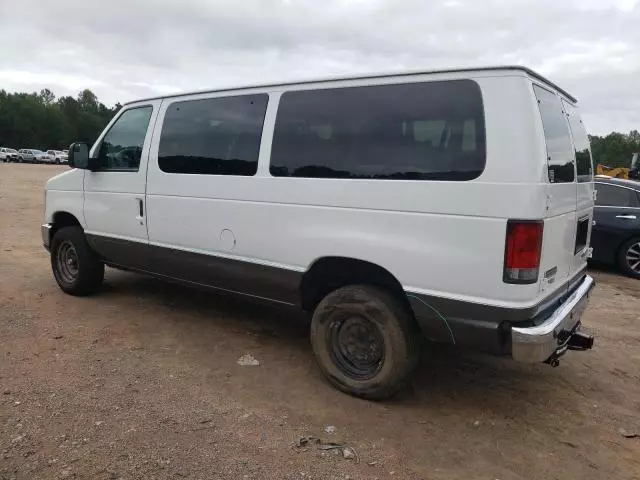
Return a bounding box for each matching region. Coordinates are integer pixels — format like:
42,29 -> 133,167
85,234 -> 302,306
41,223 -> 52,251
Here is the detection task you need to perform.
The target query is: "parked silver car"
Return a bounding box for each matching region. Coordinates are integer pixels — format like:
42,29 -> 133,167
0,147 -> 18,162
17,149 -> 53,163
46,150 -> 69,164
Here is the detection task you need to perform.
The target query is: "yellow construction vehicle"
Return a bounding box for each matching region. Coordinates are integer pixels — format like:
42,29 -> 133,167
596,153 -> 639,180
596,164 -> 630,179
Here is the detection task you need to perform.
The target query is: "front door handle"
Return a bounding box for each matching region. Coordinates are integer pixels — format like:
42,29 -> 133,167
136,198 -> 144,225
616,214 -> 637,220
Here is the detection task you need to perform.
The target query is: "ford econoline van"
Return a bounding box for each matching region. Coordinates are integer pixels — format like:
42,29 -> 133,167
42,66 -> 595,399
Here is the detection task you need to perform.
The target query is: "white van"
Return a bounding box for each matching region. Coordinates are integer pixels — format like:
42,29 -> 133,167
42,66 -> 595,399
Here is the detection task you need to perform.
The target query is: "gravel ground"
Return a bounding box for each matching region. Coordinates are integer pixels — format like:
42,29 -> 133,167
1,163 -> 640,480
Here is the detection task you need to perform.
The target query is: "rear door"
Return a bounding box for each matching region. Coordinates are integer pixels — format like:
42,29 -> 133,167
533,85 -> 578,290
563,100 -> 594,273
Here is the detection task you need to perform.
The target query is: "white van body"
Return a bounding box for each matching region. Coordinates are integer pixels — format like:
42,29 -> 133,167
42,66 -> 595,398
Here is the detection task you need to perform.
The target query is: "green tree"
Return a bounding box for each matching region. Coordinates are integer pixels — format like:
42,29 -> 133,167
39,88 -> 55,106
0,88 -> 118,149
589,131 -> 640,168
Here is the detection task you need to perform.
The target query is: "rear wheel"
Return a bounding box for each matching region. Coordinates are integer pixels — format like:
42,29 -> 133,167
51,226 -> 104,295
310,285 -> 420,400
618,237 -> 640,279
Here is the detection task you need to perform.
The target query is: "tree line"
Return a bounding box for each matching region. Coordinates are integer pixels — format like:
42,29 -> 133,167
589,131 -> 640,168
0,89 -> 121,151
0,87 -> 638,167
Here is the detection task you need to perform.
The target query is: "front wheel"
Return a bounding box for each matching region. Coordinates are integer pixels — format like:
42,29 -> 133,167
51,226 -> 105,295
618,237 -> 640,279
310,285 -> 420,400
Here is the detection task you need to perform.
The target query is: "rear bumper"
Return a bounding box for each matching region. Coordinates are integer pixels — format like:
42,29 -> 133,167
511,274 -> 594,362
407,271 -> 595,362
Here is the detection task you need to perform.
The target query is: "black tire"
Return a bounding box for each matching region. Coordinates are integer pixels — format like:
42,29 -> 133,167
617,237 -> 640,279
310,285 -> 420,400
18,156 -> 23,163
50,226 -> 104,295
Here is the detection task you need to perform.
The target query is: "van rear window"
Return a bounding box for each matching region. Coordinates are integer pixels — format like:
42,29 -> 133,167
533,85 -> 575,183
270,80 -> 486,181
563,101 -> 593,183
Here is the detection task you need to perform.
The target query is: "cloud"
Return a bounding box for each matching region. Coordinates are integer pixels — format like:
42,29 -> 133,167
0,0 -> 638,134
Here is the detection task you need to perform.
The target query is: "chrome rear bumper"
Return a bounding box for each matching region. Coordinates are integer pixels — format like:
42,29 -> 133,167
511,275 -> 595,363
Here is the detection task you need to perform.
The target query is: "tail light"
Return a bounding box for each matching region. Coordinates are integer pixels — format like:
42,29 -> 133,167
503,220 -> 543,284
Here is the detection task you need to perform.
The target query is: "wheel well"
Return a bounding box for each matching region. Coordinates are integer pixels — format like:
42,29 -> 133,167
51,212 -> 82,239
300,257 -> 407,311
617,235 -> 640,258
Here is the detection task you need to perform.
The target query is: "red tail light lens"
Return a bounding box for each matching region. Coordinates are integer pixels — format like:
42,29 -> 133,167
504,221 -> 543,284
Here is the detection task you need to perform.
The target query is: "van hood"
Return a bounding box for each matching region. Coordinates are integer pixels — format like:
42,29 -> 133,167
45,168 -> 84,191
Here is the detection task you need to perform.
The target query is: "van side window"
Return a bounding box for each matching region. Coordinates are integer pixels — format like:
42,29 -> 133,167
96,106 -> 153,172
533,85 -> 575,183
270,80 -> 486,181
562,101 -> 593,183
158,94 -> 268,176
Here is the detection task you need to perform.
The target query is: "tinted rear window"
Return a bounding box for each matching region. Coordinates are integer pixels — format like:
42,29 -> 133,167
270,80 -> 485,181
533,85 -> 575,183
158,94 -> 268,176
563,101 -> 593,183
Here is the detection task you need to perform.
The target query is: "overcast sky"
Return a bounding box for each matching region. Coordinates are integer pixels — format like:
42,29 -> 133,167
1,0 -> 638,134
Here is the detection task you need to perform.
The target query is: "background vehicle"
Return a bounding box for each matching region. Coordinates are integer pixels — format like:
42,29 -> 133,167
0,147 -> 18,162
595,154 -> 640,180
592,177 -> 640,278
46,150 -> 69,164
18,149 -> 52,163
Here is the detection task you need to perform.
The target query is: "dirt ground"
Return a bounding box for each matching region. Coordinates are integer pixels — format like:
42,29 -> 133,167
1,163 -> 639,480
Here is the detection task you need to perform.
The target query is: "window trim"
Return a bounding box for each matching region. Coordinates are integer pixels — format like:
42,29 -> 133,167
91,104 -> 155,173
268,79 -> 487,182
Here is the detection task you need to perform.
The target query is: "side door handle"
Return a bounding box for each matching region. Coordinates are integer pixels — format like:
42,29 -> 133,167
136,198 -> 144,225
616,215 -> 637,219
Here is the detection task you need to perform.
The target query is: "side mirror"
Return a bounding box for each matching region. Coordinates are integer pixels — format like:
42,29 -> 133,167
68,142 -> 90,169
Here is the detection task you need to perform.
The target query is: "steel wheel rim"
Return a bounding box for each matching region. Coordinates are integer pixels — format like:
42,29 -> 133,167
56,240 -> 79,284
626,242 -> 640,274
328,314 -> 385,380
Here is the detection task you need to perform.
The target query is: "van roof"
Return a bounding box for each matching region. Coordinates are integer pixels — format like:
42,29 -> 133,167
125,65 -> 576,105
